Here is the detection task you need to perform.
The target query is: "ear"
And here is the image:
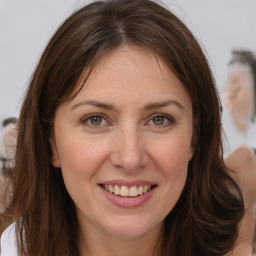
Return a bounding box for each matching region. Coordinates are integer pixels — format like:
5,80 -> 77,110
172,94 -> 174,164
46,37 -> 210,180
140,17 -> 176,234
188,143 -> 195,161
188,127 -> 197,161
49,137 -> 60,167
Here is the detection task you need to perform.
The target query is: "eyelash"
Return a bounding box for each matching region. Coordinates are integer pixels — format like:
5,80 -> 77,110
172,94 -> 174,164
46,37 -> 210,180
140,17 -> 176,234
147,113 -> 175,127
80,113 -> 109,128
80,113 -> 175,129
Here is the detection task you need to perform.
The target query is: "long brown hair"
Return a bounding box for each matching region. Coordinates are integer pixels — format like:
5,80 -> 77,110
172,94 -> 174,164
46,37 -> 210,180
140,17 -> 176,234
1,0 -> 244,255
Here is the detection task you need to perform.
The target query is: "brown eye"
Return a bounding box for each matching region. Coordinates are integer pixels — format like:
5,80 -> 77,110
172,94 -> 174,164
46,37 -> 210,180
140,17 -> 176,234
89,116 -> 103,126
153,116 -> 165,125
81,114 -> 109,129
147,113 -> 175,128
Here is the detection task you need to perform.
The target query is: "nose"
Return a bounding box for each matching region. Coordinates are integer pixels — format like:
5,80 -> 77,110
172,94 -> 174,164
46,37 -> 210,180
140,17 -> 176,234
109,127 -> 149,173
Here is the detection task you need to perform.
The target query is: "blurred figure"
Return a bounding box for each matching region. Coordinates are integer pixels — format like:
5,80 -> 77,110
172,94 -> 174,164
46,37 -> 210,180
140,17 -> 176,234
0,117 -> 17,213
222,51 -> 256,256
224,50 -> 256,132
0,117 -> 17,177
222,50 -> 256,154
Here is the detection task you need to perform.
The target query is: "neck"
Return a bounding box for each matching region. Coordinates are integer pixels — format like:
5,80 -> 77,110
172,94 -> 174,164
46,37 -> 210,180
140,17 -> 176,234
78,222 -> 163,256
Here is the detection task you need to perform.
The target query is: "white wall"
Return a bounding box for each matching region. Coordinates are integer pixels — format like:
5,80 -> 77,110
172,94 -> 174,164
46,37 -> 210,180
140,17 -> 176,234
0,0 -> 256,150
0,0 -> 85,122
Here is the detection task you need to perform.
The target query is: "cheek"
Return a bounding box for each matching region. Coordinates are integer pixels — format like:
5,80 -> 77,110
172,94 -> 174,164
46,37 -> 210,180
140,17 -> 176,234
58,139 -> 109,175
150,136 -> 192,178
58,139 -> 111,203
150,139 -> 190,217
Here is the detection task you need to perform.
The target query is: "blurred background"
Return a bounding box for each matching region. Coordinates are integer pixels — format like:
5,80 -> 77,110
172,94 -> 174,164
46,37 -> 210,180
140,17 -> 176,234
0,0 -> 256,155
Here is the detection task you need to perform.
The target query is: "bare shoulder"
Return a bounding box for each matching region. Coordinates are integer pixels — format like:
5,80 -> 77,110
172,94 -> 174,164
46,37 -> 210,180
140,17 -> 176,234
225,145 -> 256,172
225,145 -> 256,256
225,145 -> 256,206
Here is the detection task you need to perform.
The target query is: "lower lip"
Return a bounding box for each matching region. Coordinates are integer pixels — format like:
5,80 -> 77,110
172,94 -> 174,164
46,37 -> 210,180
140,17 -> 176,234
100,186 -> 154,208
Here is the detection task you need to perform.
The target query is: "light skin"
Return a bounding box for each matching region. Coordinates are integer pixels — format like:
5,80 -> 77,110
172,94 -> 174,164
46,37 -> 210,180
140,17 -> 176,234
225,145 -> 256,256
224,62 -> 255,132
50,45 -> 194,256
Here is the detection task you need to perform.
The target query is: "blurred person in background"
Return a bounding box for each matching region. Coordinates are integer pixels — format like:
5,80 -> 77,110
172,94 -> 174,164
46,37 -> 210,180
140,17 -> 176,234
0,117 -> 17,177
223,50 -> 256,153
222,50 -> 256,256
0,117 -> 17,215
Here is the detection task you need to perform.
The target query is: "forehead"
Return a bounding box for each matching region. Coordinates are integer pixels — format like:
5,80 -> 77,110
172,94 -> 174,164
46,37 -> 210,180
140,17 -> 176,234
73,45 -> 192,106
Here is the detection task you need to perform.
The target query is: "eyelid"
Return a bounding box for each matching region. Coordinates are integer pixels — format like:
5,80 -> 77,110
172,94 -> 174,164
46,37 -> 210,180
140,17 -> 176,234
80,112 -> 175,129
81,113 -> 111,128
146,113 -> 176,126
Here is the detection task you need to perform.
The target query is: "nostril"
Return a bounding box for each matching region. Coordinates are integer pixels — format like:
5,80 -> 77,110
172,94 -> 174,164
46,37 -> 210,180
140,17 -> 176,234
109,150 -> 148,172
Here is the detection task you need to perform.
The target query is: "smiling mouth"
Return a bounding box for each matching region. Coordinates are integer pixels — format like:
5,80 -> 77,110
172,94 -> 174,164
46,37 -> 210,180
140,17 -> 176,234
100,184 -> 156,197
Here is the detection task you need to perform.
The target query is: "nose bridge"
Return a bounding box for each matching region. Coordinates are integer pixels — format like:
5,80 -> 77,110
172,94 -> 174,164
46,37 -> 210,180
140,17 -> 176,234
110,124 -> 148,171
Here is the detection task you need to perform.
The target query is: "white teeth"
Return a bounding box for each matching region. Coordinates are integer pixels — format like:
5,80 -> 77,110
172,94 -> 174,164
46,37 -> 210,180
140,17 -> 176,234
114,185 -> 120,195
120,186 -> 129,196
103,184 -> 154,197
138,185 -> 144,195
129,186 -> 138,197
109,184 -> 114,193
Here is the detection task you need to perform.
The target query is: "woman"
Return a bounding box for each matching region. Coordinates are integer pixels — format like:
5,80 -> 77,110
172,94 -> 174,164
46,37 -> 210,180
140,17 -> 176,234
0,0 -> 244,255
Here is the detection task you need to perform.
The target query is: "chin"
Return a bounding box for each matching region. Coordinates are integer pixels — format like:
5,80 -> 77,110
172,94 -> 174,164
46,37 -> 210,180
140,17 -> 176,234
102,215 -> 163,239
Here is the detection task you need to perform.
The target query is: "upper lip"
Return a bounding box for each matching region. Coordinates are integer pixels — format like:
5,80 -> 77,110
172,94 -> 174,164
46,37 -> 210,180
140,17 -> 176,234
99,179 -> 157,188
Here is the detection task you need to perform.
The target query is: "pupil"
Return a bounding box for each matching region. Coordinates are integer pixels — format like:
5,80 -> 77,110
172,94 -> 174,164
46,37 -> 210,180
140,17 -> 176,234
91,116 -> 102,125
153,116 -> 164,125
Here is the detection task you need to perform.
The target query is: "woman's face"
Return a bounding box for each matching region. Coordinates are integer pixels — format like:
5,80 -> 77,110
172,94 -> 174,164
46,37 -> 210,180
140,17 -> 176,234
50,45 -> 194,240
224,62 -> 255,132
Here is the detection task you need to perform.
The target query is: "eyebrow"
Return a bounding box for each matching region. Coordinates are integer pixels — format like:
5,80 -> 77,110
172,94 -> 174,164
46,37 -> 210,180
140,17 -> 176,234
70,99 -> 184,112
143,100 -> 184,111
70,100 -> 117,111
